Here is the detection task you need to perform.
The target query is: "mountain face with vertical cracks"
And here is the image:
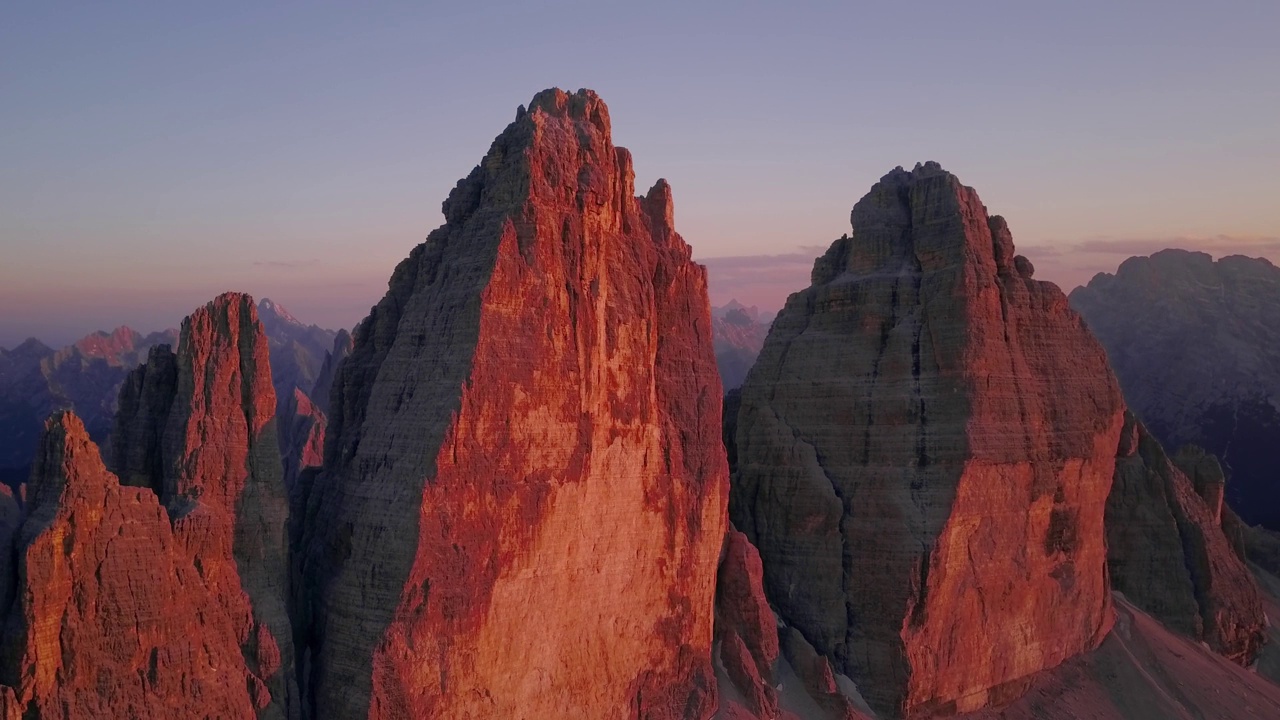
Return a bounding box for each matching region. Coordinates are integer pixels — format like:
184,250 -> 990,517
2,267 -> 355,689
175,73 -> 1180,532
112,292 -> 297,717
730,162 -> 1126,717
1069,250 -> 1280,529
294,88 -> 727,719
0,412 -> 268,717
1105,412 -> 1266,664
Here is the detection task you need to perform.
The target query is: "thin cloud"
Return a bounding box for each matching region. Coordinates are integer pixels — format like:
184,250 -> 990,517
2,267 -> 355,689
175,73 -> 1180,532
252,259 -> 322,270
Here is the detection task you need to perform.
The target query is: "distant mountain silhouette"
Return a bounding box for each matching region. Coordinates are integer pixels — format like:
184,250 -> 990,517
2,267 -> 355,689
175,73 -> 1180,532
711,300 -> 771,391
1071,249 -> 1280,529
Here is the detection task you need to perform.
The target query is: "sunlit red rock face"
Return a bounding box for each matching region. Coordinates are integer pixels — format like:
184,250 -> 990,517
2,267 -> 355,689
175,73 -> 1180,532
731,162 -> 1126,717
280,388 -> 325,490
715,528 -> 780,719
1106,412 -> 1266,664
0,412 -> 257,718
295,88 -> 727,719
112,293 -> 297,717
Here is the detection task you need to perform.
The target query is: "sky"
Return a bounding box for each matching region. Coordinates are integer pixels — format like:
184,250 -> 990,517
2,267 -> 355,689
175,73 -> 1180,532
2,1 -> 1278,347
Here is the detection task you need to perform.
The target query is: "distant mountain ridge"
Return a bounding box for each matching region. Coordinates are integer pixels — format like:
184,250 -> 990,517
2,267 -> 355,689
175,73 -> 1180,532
1070,249 -> 1280,528
0,298 -> 339,487
711,300 -> 771,391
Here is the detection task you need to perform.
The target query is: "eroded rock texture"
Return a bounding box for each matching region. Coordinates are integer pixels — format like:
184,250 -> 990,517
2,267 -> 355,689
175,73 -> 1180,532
1106,412 -> 1266,664
112,293 -> 297,717
731,162 -> 1125,717
295,88 -> 727,719
0,412 -> 257,718
280,388 -> 325,491
310,329 -> 352,417
715,528 -> 780,719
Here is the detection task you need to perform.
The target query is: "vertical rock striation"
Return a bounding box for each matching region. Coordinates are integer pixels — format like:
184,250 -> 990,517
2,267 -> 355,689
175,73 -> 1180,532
1106,412 -> 1266,664
0,412 -> 256,717
310,329 -> 352,418
279,388 -> 326,491
731,162 -> 1125,717
715,528 -> 780,719
112,293 -> 297,717
295,88 -> 727,719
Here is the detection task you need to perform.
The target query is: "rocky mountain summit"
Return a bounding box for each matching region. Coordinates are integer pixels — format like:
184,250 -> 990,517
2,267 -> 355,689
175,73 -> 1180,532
0,300 -> 338,495
1070,250 -> 1280,529
292,88 -> 728,718
3,92 -> 1280,720
1105,411 -> 1266,664
729,162 -> 1128,717
0,293 -> 296,717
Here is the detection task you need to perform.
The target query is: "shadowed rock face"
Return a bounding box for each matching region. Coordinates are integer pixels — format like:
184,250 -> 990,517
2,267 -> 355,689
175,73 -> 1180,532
1106,412 -> 1266,664
1069,250 -> 1280,529
294,88 -> 727,719
0,412 -> 258,718
279,388 -> 326,491
310,329 -> 352,418
112,293 -> 297,718
731,162 -> 1125,717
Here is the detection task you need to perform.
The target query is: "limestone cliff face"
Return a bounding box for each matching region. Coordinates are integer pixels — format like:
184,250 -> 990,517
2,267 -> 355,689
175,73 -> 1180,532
1106,412 -> 1266,664
731,163 -> 1125,717
112,293 -> 297,717
0,412 -> 257,718
295,89 -> 727,719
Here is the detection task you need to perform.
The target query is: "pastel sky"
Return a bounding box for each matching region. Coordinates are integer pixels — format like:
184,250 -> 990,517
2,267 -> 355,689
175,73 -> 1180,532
3,2 -> 1278,347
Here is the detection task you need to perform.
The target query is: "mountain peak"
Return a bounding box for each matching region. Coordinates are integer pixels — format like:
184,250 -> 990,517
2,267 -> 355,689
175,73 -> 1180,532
257,297 -> 300,326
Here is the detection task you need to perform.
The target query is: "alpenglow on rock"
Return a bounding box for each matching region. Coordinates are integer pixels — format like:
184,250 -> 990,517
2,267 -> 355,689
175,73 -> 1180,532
0,413 -> 268,717
111,292 -> 297,717
730,162 -> 1126,717
294,89 -> 728,719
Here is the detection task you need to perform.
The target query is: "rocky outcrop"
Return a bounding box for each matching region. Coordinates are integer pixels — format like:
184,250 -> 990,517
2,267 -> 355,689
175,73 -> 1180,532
294,88 -> 727,719
0,302 -> 336,491
1172,445 -> 1250,561
109,343 -> 177,488
279,388 -> 325,490
731,162 -> 1125,717
0,412 -> 258,718
310,329 -> 352,417
1070,250 -> 1280,529
716,529 -> 780,719
111,293 -> 297,717
1106,412 -> 1266,663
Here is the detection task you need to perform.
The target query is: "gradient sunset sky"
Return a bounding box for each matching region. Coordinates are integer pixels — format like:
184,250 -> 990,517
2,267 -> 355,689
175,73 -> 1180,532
3,2 -> 1278,347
